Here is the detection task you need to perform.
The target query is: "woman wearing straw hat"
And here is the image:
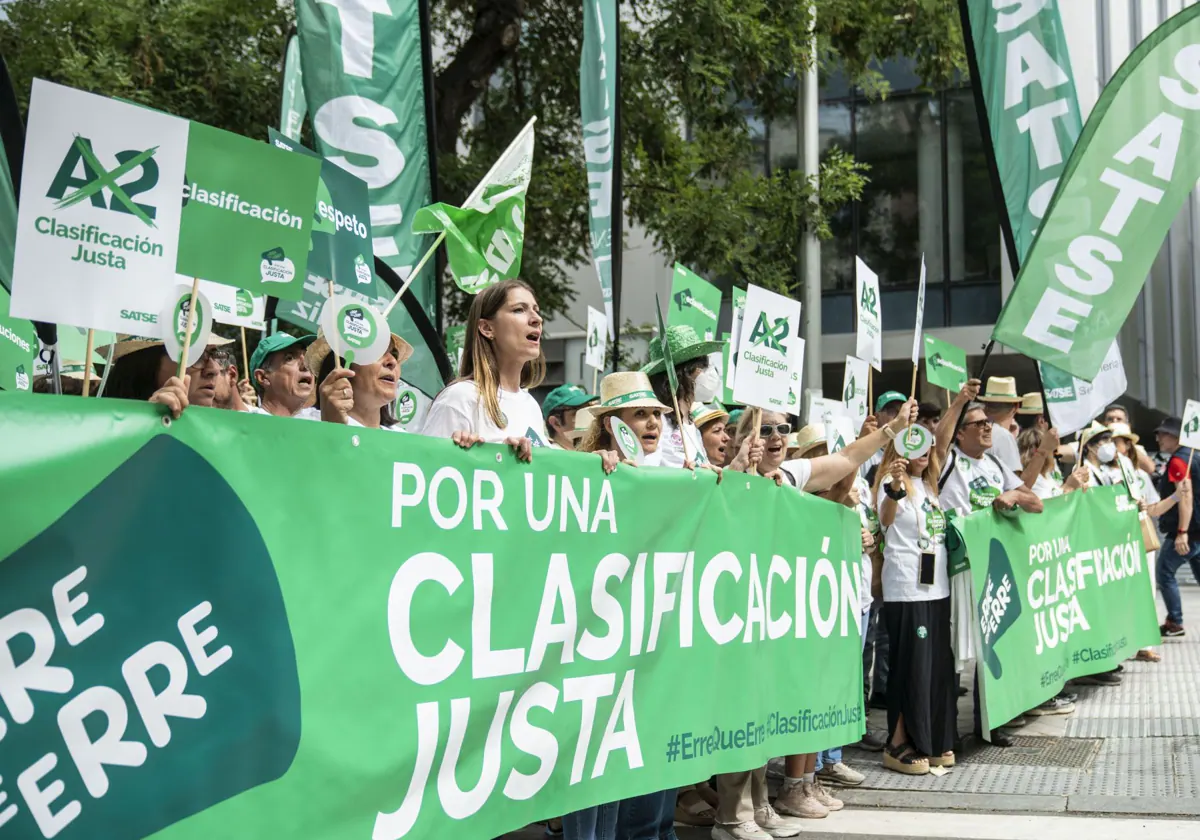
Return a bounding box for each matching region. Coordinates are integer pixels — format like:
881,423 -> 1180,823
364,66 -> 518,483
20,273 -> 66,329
101,334 -> 238,418
1016,392 -> 1049,431
421,280 -> 548,462
578,371 -> 671,458
308,331 -> 414,431
873,440 -> 955,776
693,402 -> 732,466
642,324 -> 725,469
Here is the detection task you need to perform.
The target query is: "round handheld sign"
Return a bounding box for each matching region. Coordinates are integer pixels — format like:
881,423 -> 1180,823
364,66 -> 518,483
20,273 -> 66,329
895,423 -> 932,460
610,417 -> 643,465
321,293 -> 389,368
160,284 -> 213,368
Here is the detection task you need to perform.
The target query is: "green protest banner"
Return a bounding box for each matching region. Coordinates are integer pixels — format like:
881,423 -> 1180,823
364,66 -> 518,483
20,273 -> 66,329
923,335 -> 968,392
952,487 -> 1160,733
177,122 -> 319,300
991,5 -> 1200,380
0,285 -> 35,390
0,395 -> 865,840
670,263 -> 721,340
297,0 -> 436,314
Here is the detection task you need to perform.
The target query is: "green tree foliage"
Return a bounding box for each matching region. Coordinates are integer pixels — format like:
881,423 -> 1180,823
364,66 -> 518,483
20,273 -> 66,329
0,0 -> 966,323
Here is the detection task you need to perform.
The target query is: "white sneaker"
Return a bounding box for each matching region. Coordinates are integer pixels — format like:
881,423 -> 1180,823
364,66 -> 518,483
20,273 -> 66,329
712,821 -> 771,840
754,804 -> 804,838
817,760 -> 865,786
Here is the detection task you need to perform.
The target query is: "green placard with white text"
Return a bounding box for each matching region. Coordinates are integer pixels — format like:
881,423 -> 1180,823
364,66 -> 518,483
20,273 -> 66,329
670,263 -> 721,340
177,123 -> 320,300
923,335 -> 968,392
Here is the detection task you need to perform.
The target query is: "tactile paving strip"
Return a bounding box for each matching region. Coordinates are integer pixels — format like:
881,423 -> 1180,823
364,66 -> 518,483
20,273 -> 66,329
842,584 -> 1200,801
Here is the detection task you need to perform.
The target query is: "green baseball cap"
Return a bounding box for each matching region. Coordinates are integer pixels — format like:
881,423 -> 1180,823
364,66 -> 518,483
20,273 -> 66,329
249,333 -> 317,391
542,383 -> 598,418
875,390 -> 907,413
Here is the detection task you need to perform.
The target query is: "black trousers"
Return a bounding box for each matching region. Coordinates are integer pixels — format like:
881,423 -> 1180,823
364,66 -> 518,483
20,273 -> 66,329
885,597 -> 956,757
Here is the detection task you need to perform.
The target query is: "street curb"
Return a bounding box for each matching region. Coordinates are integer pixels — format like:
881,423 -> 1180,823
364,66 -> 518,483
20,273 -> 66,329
836,788 -> 1200,818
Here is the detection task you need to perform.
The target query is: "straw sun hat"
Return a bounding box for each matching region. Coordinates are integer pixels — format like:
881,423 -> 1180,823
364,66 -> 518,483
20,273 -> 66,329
789,423 -> 828,458
590,371 -> 672,416
305,331 -> 414,375
1017,392 -> 1044,415
979,376 -> 1021,403
567,406 -> 596,442
96,333 -> 235,363
1107,421 -> 1139,445
691,401 -> 729,428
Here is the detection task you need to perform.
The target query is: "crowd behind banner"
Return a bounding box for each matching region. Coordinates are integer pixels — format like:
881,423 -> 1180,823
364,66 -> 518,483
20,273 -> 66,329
14,276 -> 1196,840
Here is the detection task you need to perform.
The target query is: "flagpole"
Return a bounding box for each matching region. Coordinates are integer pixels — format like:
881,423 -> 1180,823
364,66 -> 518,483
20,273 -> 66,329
327,280 -> 341,369
96,340 -> 116,398
240,327 -> 250,380
176,277 -> 200,380
81,329 -> 94,397
381,117 -> 538,318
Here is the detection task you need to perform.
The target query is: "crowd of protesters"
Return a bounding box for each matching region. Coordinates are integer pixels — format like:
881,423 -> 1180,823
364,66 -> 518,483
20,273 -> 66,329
31,279 -> 1200,840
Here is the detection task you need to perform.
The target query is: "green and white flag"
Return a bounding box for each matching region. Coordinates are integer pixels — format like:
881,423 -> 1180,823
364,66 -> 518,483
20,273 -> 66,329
581,0 -> 618,332
10,81 -> 319,333
923,335 -> 968,392
1180,399 -> 1200,449
723,287 -> 746,405
297,0 -> 436,311
198,281 -> 266,331
911,255 -> 925,366
961,0 -> 1083,261
1040,341 -> 1126,436
842,355 -> 869,429
412,119 -> 536,294
992,5 -> 1200,380
854,257 -> 881,371
586,304 -> 607,371
670,263 -> 720,340
279,33 -> 307,142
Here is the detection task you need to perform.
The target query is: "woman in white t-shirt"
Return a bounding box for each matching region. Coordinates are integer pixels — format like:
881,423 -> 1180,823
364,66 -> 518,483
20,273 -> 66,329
875,443 -> 954,777
309,332 -> 413,431
420,280 -> 549,461
643,325 -> 726,469
1017,427 -> 1089,500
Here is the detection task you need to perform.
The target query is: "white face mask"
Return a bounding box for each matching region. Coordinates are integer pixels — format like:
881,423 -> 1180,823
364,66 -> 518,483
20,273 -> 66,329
1097,441 -> 1117,464
693,365 -> 720,404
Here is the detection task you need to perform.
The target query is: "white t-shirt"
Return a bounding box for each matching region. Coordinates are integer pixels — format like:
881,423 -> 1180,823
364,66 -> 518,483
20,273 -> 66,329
247,405 -> 319,420
779,458 -> 814,490
420,380 -> 549,446
860,449 -> 884,480
347,415 -> 406,432
1031,472 -> 1063,500
939,446 -> 1023,517
654,416 -> 709,469
988,423 -> 1023,472
876,478 -> 950,602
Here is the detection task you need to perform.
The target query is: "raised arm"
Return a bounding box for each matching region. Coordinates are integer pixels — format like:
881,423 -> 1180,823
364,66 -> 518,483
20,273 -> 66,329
805,400 -> 917,493
1022,428 -> 1060,489
935,378 -> 980,464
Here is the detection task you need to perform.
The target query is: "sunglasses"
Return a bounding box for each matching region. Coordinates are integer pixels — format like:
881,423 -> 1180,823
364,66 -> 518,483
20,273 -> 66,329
962,419 -> 990,431
760,424 -> 791,438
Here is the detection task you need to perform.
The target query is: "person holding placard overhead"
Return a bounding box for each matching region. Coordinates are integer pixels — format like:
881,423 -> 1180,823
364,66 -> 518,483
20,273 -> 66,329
420,280 -> 550,461
643,324 -> 724,468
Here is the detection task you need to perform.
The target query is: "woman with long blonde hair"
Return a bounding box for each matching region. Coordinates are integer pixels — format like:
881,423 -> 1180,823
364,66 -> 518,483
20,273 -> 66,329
873,441 -> 953,776
421,280 -> 548,460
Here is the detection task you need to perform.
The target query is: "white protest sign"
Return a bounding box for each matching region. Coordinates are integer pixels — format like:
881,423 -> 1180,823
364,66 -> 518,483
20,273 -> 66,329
842,355 -> 869,430
585,305 -> 607,371
160,284 -> 213,367
1182,400 -> 1200,450
11,80 -> 189,335
807,396 -> 855,454
199,280 -> 265,330
912,255 -> 926,366
1041,341 -> 1127,436
725,293 -> 746,393
734,283 -> 802,411
610,417 -> 644,465
855,257 -> 882,371
321,294 -> 390,367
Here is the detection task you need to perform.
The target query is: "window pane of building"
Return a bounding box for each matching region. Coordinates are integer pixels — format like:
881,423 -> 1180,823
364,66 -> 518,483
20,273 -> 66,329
819,101 -> 853,296
946,89 -> 1001,285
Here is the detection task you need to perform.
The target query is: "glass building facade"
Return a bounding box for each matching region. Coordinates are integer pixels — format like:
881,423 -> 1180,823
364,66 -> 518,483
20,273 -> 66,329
751,60 -> 1005,336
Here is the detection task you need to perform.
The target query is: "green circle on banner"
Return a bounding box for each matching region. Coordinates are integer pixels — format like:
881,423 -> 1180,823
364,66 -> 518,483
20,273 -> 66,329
321,293 -> 389,367
235,289 -> 254,317
159,284 -> 213,368
895,423 -> 932,459
610,417 -> 643,465
396,390 -> 418,424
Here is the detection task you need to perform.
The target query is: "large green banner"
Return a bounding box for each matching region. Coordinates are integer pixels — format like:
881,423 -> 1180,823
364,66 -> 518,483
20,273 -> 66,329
991,5 -> 1200,380
297,0 -> 434,315
954,487 -> 1160,733
0,395 -> 864,840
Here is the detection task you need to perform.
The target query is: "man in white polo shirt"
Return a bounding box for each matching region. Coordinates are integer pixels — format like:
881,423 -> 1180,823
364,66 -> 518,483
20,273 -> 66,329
977,376 -> 1023,473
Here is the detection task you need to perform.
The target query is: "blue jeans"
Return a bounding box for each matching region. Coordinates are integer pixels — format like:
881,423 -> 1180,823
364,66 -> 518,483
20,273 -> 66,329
617,789 -> 678,840
1157,537 -> 1200,624
562,802 -> 619,840
815,745 -> 843,772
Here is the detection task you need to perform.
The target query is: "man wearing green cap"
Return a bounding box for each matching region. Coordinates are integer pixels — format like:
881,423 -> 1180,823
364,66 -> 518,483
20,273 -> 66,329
249,333 -> 323,419
541,383 -> 598,449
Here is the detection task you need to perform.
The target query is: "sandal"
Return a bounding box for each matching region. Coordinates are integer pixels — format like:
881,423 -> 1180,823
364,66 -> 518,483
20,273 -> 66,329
674,788 -> 716,826
927,751 -> 955,768
1135,648 -> 1162,663
883,742 -> 929,775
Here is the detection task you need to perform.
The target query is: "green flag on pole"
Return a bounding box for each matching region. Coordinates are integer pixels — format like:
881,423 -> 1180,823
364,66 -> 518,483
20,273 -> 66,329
279,33 -> 306,142
581,0 -> 618,332
411,119 -> 536,294
654,293 -> 677,395
990,4 -> 1200,380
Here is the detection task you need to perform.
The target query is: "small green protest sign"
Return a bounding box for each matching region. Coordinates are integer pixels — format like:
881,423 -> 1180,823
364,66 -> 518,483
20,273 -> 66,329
670,264 -> 721,340
923,335 -> 968,392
